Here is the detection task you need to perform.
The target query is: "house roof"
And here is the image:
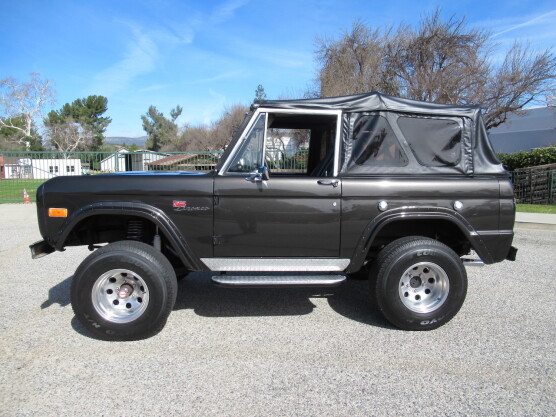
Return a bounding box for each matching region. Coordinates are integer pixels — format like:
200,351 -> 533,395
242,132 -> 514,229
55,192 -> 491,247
100,146 -> 166,163
1,156 -> 21,165
147,153 -> 218,167
489,107 -> 556,133
488,107 -> 556,153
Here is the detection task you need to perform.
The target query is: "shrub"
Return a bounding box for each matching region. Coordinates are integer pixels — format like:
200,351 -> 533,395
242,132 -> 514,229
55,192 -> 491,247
497,146 -> 556,171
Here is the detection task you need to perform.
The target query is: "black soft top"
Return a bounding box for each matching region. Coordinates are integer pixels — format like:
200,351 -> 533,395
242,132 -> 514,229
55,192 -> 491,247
232,92 -> 505,176
254,91 -> 481,119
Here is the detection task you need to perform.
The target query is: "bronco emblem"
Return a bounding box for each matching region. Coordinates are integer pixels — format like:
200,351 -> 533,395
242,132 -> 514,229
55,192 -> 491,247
173,200 -> 187,208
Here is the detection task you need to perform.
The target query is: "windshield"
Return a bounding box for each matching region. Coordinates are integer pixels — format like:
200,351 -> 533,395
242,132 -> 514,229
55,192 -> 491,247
226,113 -> 266,173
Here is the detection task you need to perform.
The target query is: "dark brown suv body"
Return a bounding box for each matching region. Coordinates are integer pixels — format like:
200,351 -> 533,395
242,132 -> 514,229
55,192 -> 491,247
31,92 -> 517,340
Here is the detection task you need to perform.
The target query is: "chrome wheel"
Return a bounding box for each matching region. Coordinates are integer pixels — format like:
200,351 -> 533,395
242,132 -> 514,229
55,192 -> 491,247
91,269 -> 149,324
398,262 -> 449,313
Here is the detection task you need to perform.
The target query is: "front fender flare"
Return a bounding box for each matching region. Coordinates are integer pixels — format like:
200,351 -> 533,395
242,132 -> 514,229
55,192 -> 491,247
53,201 -> 204,271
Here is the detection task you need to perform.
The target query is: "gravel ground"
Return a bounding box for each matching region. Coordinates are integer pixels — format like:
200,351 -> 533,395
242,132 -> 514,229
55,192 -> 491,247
0,204 -> 554,417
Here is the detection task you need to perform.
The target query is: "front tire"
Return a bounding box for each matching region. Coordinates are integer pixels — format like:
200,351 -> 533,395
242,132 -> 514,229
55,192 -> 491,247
373,237 -> 467,330
71,241 -> 177,341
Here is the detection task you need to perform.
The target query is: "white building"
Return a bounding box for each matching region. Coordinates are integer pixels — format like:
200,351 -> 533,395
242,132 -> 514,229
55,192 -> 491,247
3,157 -> 82,179
488,107 -> 556,153
100,148 -> 168,172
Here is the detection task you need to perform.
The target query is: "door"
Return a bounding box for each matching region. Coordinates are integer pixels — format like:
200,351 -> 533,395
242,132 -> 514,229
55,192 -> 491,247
213,111 -> 342,258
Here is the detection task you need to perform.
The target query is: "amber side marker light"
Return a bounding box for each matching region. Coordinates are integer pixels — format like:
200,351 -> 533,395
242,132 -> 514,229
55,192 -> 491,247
48,208 -> 68,218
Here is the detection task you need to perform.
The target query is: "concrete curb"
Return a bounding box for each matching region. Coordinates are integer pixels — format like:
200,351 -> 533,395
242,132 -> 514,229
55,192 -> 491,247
515,212 -> 556,231
515,222 -> 556,231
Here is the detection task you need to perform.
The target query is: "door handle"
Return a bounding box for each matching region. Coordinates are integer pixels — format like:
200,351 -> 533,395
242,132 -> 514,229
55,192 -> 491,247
317,179 -> 339,187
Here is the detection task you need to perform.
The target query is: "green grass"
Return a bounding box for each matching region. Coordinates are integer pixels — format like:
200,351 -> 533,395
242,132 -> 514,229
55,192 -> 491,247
0,179 -> 46,203
516,204 -> 556,214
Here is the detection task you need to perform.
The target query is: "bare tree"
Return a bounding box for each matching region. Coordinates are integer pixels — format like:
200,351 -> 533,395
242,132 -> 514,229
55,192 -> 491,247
317,21 -> 397,98
316,10 -> 556,129
384,13 -> 491,104
0,73 -> 55,144
170,104 -> 249,152
211,104 -> 249,150
482,42 -> 556,128
45,118 -> 92,156
170,125 -> 212,151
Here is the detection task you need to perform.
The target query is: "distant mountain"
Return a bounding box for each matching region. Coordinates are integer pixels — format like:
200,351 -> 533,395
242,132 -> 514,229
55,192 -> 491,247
105,136 -> 148,147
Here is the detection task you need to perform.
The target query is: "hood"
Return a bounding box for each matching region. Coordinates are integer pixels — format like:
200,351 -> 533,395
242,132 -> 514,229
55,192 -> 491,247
104,171 -> 208,176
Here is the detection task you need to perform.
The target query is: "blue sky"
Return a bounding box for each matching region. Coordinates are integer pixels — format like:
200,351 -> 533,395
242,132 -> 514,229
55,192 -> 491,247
1,0 -> 555,137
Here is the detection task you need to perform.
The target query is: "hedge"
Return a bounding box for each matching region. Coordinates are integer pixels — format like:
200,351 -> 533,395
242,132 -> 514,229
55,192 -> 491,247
497,146 -> 556,171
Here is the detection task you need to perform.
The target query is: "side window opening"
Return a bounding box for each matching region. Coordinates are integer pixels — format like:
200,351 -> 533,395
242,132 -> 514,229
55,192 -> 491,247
398,116 -> 463,167
266,113 -> 337,177
266,127 -> 311,174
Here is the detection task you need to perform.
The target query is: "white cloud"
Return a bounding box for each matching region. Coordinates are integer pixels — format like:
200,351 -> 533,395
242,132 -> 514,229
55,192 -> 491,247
197,70 -> 246,83
216,35 -> 312,69
492,9 -> 556,38
89,20 -> 196,98
90,24 -> 159,97
210,0 -> 251,24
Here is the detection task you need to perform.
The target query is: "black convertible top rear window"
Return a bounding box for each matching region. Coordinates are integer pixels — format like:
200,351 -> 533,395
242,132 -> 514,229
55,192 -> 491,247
398,116 -> 462,167
343,114 -> 408,173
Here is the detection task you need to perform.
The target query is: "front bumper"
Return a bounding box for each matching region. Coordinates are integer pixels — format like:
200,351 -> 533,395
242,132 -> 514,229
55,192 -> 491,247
29,240 -> 55,259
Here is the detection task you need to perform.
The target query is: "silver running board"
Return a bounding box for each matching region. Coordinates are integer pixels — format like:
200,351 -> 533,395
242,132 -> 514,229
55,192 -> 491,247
202,258 -> 350,272
212,274 -> 346,287
462,258 -> 485,267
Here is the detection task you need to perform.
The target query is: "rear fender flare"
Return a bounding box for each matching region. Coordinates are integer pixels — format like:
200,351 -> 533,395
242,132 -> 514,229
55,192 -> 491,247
346,206 -> 493,273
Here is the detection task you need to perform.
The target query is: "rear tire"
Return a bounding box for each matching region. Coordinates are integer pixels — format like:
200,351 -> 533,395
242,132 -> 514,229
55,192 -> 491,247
71,241 -> 177,341
372,237 -> 467,330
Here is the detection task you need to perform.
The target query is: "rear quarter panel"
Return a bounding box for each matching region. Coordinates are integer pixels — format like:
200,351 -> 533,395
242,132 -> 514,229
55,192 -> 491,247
340,175 -> 511,262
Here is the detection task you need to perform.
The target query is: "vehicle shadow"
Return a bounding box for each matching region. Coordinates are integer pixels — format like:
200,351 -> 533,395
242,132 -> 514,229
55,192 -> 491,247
40,275 -> 72,309
40,273 -> 394,331
174,272 -> 393,329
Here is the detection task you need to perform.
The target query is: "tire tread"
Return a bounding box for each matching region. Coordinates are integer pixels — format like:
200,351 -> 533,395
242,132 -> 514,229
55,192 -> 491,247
372,236 -> 467,331
71,241 -> 177,341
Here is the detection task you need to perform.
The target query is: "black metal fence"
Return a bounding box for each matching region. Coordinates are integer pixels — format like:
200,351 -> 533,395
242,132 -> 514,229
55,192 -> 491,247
2,151 -> 555,204
510,169 -> 555,204
0,150 -> 308,202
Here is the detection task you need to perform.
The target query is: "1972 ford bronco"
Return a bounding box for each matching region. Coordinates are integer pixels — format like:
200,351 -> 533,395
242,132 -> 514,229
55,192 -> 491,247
30,92 -> 517,340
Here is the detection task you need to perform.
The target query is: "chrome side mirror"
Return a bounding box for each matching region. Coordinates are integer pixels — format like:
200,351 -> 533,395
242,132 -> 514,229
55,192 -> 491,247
245,166 -> 270,182
260,166 -> 270,181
